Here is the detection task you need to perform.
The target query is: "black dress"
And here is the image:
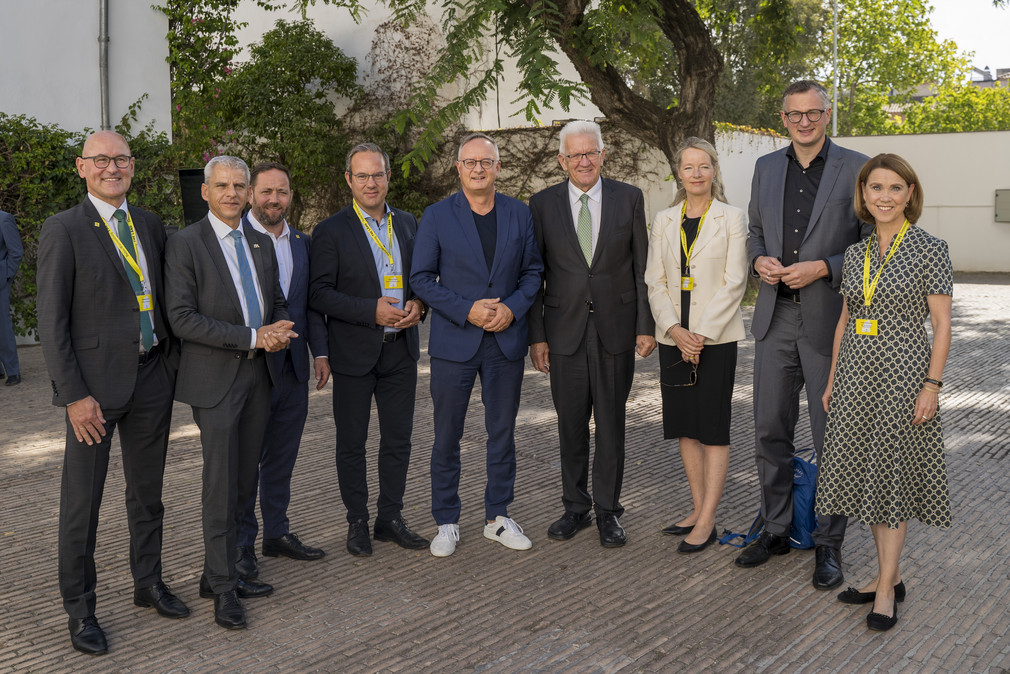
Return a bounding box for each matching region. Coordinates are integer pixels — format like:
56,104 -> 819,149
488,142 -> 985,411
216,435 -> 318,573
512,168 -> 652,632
659,215 -> 737,445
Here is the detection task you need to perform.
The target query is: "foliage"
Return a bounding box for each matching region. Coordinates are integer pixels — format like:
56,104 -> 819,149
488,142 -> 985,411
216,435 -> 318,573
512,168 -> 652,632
898,82 -> 1010,133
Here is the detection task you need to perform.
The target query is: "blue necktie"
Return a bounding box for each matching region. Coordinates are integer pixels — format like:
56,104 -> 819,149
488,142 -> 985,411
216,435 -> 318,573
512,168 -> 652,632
113,209 -> 154,351
228,230 -> 262,329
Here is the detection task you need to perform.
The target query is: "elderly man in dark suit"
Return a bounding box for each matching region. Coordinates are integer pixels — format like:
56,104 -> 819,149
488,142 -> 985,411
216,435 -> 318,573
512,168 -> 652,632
0,210 -> 23,385
738,80 -> 871,589
527,120 -> 656,548
410,132 -> 543,558
164,155 -> 296,630
37,131 -> 189,656
310,143 -> 429,557
234,162 -> 329,580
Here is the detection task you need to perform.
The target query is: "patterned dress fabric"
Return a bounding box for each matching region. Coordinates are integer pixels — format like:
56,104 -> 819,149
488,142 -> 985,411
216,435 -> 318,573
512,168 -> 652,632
816,225 -> 953,529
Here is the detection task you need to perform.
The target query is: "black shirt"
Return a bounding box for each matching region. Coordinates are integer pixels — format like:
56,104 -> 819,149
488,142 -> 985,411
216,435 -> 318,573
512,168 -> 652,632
780,137 -> 832,298
472,207 -> 497,272
680,215 -> 700,330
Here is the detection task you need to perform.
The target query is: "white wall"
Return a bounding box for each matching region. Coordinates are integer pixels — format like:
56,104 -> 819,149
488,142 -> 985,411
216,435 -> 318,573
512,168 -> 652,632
0,1 -> 171,135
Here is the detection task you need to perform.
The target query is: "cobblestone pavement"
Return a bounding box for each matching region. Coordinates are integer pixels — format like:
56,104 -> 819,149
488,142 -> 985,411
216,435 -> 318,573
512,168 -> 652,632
1,273 -> 1008,673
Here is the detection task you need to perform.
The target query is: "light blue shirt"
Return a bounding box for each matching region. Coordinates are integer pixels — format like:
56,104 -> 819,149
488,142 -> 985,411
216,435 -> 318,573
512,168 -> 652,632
357,201 -> 403,334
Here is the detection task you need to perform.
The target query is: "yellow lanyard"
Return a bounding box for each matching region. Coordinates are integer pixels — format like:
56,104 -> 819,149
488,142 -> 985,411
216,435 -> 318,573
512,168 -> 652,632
353,201 -> 394,266
863,218 -> 910,307
679,199 -> 712,271
101,211 -> 145,284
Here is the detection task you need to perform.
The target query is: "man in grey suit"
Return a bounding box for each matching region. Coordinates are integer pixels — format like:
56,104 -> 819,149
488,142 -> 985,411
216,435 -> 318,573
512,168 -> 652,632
738,81 -> 872,589
165,156 -> 296,630
37,131 -> 189,656
528,120 -> 656,548
0,210 -> 23,385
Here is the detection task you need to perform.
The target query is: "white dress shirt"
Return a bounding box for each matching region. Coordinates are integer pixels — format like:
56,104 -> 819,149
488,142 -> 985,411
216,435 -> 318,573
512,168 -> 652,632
567,178 -> 603,257
208,212 -> 265,349
246,212 -> 293,298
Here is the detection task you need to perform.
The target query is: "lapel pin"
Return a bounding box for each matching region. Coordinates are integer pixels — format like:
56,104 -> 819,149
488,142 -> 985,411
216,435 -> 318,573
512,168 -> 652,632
253,243 -> 261,249
94,222 -> 101,227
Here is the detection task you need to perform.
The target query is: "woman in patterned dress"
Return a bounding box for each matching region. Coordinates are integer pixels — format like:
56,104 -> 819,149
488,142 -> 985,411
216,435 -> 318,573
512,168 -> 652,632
645,137 -> 748,553
818,154 -> 952,632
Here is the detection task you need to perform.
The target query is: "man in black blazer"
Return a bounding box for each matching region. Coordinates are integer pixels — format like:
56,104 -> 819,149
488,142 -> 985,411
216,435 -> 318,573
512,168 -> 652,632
310,143 -> 428,556
528,120 -> 656,548
235,162 -> 329,579
164,156 -> 296,630
37,131 -> 190,656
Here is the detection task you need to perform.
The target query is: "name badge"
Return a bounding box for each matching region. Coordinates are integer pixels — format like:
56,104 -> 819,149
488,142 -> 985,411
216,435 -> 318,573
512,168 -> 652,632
384,275 -> 403,290
681,276 -> 694,291
856,319 -> 878,335
137,294 -> 153,312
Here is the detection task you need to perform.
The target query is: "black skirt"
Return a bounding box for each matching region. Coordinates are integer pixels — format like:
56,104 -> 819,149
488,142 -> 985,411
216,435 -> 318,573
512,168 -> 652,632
659,341 -> 737,445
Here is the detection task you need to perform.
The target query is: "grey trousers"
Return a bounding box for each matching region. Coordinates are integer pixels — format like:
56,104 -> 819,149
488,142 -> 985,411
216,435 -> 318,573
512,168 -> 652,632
753,298 -> 846,548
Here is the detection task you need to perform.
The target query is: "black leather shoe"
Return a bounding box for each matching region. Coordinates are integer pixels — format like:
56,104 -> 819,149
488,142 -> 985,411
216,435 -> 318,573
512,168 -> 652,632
838,581 -> 906,605
866,600 -> 899,631
374,516 -> 429,549
133,581 -> 190,618
235,545 -> 259,579
214,591 -> 246,630
68,616 -> 108,655
5,374 -> 21,386
262,533 -> 325,560
596,513 -> 626,548
199,576 -> 273,599
812,545 -> 845,590
677,527 -> 717,554
547,511 -> 592,541
346,520 -> 373,556
734,532 -> 790,567
661,523 -> 694,536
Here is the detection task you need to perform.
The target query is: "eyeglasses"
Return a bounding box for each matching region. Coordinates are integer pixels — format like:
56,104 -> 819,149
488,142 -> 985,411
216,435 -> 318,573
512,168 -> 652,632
563,150 -> 602,163
661,360 -> 698,387
81,154 -> 133,169
349,171 -> 389,184
458,158 -> 498,170
783,109 -> 825,124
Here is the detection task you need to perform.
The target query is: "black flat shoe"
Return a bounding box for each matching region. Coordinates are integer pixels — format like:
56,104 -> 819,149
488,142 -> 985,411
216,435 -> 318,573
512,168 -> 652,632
838,581 -> 906,605
69,616 -> 108,655
661,523 -> 694,536
133,581 -> 190,618
734,532 -> 790,567
866,600 -> 899,631
547,511 -> 593,541
199,576 -> 273,599
677,528 -> 716,554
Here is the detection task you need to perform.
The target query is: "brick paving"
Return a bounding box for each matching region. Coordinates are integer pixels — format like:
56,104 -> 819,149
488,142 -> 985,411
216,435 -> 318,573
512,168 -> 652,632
1,273 -> 1008,673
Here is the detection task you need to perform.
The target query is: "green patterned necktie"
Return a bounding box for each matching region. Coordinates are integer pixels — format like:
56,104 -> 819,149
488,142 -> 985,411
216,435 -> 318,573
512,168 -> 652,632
577,193 -> 593,265
113,209 -> 154,351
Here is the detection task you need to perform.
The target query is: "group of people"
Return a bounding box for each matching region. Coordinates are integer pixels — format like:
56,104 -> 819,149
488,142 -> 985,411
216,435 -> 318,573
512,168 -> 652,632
33,78 -> 950,657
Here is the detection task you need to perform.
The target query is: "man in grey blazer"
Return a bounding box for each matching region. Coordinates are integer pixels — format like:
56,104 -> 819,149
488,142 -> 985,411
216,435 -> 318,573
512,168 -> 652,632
739,81 -> 872,589
164,156 -> 296,630
528,120 -> 656,548
37,131 -> 190,656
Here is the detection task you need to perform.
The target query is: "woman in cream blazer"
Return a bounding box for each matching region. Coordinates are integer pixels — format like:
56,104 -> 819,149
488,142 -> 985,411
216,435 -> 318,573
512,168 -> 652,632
645,136 -> 748,554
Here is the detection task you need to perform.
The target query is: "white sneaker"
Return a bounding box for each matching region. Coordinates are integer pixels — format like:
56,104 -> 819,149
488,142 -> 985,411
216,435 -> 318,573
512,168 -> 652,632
483,516 -> 532,551
429,523 -> 459,557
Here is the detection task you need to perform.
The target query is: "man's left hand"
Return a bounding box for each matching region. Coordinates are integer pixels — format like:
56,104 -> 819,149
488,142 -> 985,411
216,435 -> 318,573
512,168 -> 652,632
393,299 -> 423,330
484,301 -> 514,333
636,334 -> 657,358
780,260 -> 828,289
314,357 -> 331,390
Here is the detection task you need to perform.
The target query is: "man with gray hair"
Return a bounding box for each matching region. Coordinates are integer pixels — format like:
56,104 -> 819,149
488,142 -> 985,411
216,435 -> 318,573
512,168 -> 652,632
527,120 -> 655,548
310,142 -> 429,557
165,155 -> 297,630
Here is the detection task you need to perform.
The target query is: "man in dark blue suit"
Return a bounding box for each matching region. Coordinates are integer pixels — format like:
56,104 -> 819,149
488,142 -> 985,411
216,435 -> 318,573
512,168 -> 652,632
310,143 -> 429,557
0,210 -> 23,385
236,162 -> 329,578
410,133 -> 544,558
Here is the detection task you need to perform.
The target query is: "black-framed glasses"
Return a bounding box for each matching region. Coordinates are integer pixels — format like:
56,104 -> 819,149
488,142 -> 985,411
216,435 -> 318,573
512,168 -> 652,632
783,109 -> 825,124
81,154 -> 133,169
661,360 -> 698,387
459,158 -> 498,170
563,150 -> 602,163
349,171 -> 389,184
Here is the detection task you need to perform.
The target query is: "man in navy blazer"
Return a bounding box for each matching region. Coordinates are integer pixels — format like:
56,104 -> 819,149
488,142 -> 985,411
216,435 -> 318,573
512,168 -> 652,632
410,133 -> 544,557
739,80 -> 871,589
235,162 -> 329,579
0,210 -> 23,385
310,143 -> 429,557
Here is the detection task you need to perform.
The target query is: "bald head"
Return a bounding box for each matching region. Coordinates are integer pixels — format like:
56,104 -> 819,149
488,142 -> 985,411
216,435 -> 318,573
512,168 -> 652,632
77,131 -> 135,207
82,130 -> 131,157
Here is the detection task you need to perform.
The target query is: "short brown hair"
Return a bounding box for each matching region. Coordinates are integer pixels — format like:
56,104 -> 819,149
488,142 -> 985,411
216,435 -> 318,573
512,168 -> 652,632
250,161 -> 291,188
854,153 -> 924,224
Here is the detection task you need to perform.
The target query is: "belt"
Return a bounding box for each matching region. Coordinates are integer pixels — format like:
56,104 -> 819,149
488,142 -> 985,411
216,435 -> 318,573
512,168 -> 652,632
138,346 -> 160,365
382,331 -> 404,343
777,288 -> 801,304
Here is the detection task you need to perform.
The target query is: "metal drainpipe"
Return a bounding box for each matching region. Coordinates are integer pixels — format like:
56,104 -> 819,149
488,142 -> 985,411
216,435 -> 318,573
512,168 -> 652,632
99,0 -> 110,130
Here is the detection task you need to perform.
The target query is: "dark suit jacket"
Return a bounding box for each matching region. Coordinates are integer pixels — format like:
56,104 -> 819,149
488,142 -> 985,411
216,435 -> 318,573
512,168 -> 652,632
527,178 -> 654,356
164,216 -> 288,408
309,204 -> 420,377
746,140 -> 872,351
410,191 -> 543,363
241,214 -> 327,382
37,198 -> 176,408
0,210 -> 23,284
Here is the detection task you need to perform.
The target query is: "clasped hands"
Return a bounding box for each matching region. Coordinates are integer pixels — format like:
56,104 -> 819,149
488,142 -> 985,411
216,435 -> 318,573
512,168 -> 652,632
467,298 -> 513,333
755,256 -> 826,290
376,297 -> 423,329
669,324 -> 704,363
256,320 -> 298,352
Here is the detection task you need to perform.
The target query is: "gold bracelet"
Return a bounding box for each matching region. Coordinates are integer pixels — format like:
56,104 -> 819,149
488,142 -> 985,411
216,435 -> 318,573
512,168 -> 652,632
922,384 -> 940,393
